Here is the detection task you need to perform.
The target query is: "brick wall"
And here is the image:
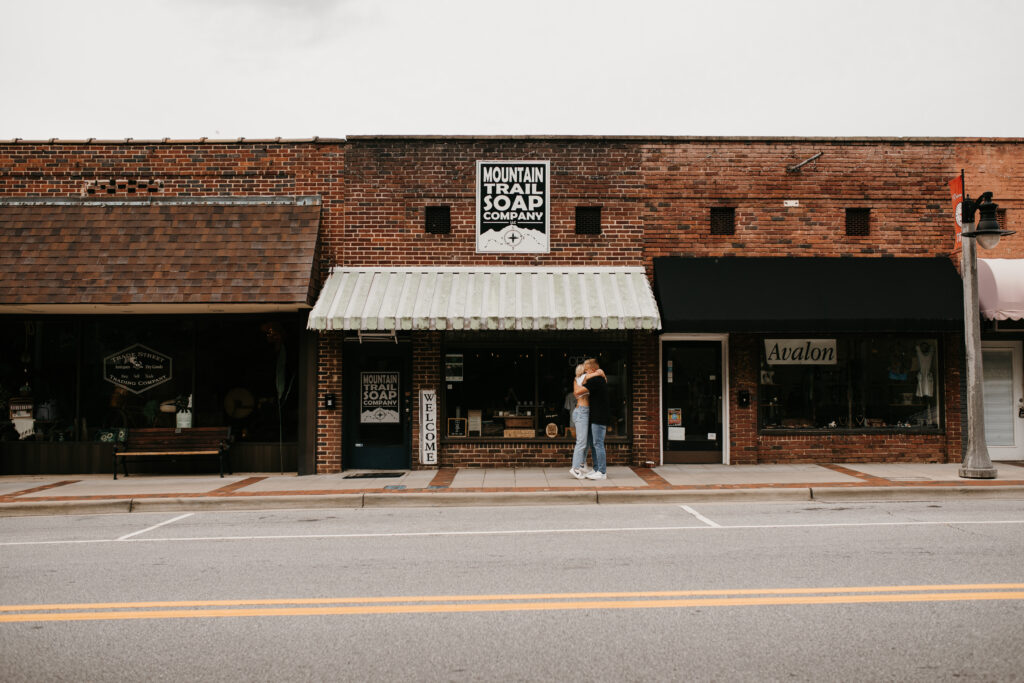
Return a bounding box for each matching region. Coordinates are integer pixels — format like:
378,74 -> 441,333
3,136 -> 1021,471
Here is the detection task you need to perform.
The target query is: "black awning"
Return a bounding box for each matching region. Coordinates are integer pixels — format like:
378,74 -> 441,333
653,257 -> 964,332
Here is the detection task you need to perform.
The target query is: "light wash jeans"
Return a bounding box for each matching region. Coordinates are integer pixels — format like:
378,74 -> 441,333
571,406 -> 592,470
590,423 -> 607,474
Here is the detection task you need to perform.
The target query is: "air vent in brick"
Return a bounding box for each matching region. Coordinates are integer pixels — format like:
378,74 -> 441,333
845,208 -> 870,236
425,205 -> 451,234
997,208 -> 1008,231
575,206 -> 602,235
82,178 -> 164,196
710,207 -> 735,235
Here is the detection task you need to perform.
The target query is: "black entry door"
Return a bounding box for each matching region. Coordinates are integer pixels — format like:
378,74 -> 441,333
343,342 -> 412,469
662,341 -> 723,464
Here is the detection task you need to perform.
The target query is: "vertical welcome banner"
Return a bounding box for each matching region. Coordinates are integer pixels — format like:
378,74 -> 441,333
949,174 -> 964,252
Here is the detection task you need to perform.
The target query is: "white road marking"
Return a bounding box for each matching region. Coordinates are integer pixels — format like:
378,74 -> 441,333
680,505 -> 721,527
116,513 -> 194,541
1,518 -> 1023,547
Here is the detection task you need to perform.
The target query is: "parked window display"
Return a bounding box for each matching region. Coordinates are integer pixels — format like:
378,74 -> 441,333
442,341 -> 629,440
758,336 -> 942,431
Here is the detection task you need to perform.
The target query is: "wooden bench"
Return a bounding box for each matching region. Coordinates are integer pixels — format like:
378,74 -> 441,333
112,427 -> 233,480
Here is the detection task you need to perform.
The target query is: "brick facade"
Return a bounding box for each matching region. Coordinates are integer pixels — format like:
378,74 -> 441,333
2,136 -> 1022,472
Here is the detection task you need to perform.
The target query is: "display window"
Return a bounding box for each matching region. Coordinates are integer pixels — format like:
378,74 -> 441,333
442,340 -> 630,441
759,336 -> 942,431
0,315 -> 301,444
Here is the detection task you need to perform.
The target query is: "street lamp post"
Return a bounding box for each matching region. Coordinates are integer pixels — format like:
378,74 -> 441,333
958,188 -> 1015,479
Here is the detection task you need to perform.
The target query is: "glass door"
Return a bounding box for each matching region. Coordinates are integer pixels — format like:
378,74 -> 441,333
662,340 -> 723,464
343,341 -> 412,469
982,341 -> 1024,461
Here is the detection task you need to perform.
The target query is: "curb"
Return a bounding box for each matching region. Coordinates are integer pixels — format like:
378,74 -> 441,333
129,494 -> 366,512
811,485 -> 1024,502
0,499 -> 132,517
598,488 -> 812,504
363,490 -> 598,507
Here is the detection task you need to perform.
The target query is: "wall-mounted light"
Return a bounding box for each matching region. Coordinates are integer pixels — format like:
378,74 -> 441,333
324,393 -> 337,410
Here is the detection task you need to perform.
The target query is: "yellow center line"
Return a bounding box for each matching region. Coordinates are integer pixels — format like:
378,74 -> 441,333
1,591 -> 1023,623
2,585 -> 1024,623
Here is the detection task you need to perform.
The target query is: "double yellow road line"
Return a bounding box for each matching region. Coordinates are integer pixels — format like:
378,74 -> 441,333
3,584 -> 1023,624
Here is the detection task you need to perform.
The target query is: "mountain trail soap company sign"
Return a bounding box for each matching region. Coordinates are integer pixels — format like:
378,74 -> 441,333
476,160 -> 549,253
361,372 -> 400,423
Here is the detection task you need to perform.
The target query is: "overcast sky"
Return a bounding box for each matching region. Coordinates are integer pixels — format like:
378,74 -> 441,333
1,0 -> 1022,139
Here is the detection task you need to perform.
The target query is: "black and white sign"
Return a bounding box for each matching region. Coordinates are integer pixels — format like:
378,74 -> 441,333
476,160 -> 550,253
360,372 -> 400,423
419,389 -> 438,464
103,344 -> 173,394
764,339 -> 837,365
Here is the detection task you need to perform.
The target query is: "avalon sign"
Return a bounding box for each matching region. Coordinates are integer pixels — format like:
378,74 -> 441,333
764,339 -> 837,365
419,389 -> 438,465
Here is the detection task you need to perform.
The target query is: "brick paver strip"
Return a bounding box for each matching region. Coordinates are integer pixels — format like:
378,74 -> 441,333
630,467 -> 671,488
0,480 -> 80,500
821,464 -> 891,485
211,476 -> 267,495
428,469 -> 457,488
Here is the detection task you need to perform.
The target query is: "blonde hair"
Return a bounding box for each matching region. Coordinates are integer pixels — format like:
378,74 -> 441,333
584,358 -> 600,370
575,364 -> 586,377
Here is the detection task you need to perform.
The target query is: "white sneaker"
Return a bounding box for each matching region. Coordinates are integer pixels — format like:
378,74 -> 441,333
569,467 -> 584,479
585,470 -> 606,480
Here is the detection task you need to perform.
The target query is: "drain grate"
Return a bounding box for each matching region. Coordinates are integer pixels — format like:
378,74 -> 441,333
343,472 -> 405,479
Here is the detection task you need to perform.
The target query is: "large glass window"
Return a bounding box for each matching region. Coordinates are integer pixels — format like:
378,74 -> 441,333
759,336 -> 941,431
0,315 -> 300,444
443,341 -> 629,440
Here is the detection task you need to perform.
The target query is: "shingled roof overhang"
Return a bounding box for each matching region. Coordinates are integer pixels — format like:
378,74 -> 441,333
0,197 -> 322,314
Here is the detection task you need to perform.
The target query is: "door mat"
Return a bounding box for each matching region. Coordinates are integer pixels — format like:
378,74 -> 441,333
343,472 -> 405,479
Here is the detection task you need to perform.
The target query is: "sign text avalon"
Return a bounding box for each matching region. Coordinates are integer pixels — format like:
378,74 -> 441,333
764,339 -> 837,365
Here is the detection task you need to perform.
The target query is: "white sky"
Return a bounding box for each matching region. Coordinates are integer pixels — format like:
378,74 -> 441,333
1,0 -> 1022,139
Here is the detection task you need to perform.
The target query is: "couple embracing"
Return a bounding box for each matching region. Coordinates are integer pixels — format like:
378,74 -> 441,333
569,358 -> 609,481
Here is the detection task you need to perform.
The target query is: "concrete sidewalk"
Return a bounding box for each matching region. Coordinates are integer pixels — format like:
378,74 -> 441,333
2,462 -> 1024,516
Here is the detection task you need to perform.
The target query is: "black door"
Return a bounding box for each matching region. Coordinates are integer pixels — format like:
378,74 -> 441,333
343,341 -> 412,469
662,341 -> 723,464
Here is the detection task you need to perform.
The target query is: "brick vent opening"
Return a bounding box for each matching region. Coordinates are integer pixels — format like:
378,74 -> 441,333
575,206 -> 602,235
82,178 -> 163,196
425,205 -> 451,234
710,207 -> 736,235
846,208 -> 871,236
997,208 -> 1008,231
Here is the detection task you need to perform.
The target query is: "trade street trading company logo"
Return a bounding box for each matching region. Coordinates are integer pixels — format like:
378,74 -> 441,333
476,160 -> 550,253
103,344 -> 173,394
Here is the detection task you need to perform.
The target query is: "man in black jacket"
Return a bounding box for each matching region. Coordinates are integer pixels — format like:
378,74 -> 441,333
582,358 -> 609,480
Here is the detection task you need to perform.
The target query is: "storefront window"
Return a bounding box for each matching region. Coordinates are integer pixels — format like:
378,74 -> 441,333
759,336 -> 941,431
0,315 -> 300,444
443,342 -> 629,440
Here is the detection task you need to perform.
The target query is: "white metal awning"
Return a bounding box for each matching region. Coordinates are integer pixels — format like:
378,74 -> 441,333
979,258 -> 1024,321
307,267 -> 662,331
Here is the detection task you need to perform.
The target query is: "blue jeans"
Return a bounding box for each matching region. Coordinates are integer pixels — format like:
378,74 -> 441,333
571,406 -> 592,470
590,423 -> 607,474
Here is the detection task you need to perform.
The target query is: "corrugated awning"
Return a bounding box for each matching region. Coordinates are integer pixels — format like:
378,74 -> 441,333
979,258 -> 1024,321
654,257 -> 964,332
307,267 -> 661,331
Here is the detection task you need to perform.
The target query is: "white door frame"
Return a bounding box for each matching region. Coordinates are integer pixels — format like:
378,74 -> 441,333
982,340 -> 1024,461
658,333 -> 730,465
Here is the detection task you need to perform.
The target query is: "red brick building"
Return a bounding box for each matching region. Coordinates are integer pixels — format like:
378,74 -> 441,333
2,136 -> 1022,473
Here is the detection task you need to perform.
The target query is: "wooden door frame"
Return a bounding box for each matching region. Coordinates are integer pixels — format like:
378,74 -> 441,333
658,333 -> 730,466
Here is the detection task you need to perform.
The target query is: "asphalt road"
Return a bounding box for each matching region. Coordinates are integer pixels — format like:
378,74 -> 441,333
2,500 -> 1023,682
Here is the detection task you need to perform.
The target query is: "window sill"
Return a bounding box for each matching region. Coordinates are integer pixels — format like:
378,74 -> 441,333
758,427 -> 943,436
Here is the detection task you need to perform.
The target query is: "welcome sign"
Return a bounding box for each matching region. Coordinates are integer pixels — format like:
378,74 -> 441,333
476,160 -> 550,253
764,339 -> 837,365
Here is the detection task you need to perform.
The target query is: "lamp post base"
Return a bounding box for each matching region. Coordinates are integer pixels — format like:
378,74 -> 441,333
959,466 -> 998,479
